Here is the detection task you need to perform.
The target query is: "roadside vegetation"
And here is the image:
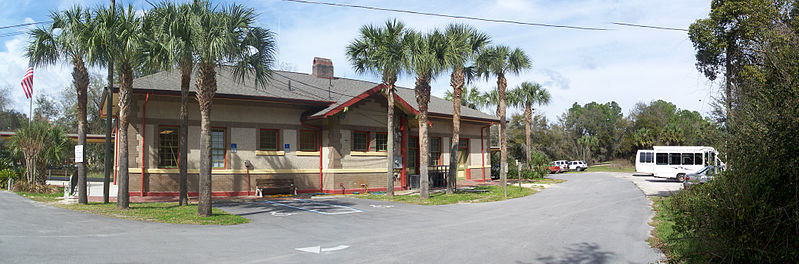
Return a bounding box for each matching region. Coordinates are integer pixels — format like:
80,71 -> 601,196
54,202 -> 249,225
357,178 -> 563,205
649,2 -> 799,263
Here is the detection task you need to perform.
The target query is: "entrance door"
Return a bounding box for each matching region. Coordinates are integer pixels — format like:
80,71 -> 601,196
408,136 -> 419,175
457,138 -> 469,178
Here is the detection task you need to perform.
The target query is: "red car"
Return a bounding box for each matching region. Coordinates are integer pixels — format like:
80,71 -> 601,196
549,162 -> 562,174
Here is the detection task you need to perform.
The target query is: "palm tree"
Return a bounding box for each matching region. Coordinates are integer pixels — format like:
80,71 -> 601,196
94,4 -> 144,209
445,86 -> 483,110
26,6 -> 93,204
510,82 -> 550,168
345,19 -> 410,197
192,1 -> 276,216
407,30 -> 446,199
144,1 -> 198,206
442,24 -> 489,194
475,45 -> 531,197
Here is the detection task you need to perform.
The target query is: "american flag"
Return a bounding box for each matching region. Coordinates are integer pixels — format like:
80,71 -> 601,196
21,66 -> 33,99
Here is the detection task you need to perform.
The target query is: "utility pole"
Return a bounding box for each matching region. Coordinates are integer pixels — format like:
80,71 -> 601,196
103,0 -> 115,204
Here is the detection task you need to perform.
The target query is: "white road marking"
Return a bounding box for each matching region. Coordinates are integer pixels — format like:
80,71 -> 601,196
295,246 -> 321,254
270,212 -> 296,217
264,199 -> 362,215
369,204 -> 394,208
295,245 -> 350,254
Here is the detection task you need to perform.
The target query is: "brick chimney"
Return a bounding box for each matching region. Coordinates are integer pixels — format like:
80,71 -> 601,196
312,57 -> 334,79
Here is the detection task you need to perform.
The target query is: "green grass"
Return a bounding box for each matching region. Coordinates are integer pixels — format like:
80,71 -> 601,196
526,178 -> 567,184
54,202 -> 250,225
15,191 -> 63,203
356,184 -> 547,205
87,171 -> 104,179
648,196 -> 689,262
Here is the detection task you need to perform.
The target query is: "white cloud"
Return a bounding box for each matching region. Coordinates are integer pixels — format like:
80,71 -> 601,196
0,31 -> 72,115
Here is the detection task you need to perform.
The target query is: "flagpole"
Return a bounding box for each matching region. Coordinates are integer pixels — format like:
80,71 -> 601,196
28,86 -> 32,126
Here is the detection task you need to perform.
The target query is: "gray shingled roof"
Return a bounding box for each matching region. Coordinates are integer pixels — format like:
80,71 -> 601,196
132,67 -> 497,121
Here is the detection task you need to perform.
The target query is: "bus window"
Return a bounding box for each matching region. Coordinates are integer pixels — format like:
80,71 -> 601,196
710,152 -> 716,166
694,153 -> 703,165
639,152 -> 646,163
656,153 -> 668,165
669,153 -> 681,165
647,152 -> 654,163
682,153 -> 694,165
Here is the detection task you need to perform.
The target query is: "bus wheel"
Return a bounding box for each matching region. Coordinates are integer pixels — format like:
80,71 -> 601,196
676,173 -> 686,182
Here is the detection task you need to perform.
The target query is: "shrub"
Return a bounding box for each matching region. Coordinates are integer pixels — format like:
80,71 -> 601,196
0,168 -> 20,189
12,181 -> 62,194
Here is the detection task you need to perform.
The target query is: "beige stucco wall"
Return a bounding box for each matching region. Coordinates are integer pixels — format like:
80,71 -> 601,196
115,93 -> 493,193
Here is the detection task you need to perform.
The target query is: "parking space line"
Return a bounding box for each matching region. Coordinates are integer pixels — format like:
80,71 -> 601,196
263,199 -> 362,215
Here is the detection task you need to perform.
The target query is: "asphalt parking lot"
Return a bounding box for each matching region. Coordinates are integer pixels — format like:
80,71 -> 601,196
1,172 -> 664,264
609,172 -> 684,196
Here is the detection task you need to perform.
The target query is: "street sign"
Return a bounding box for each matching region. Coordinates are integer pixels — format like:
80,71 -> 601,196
284,143 -> 290,150
231,143 -> 237,153
74,145 -> 84,163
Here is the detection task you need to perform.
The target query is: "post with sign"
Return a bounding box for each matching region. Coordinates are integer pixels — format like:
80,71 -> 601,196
75,144 -> 86,203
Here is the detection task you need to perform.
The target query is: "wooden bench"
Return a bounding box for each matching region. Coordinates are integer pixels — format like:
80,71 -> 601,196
255,178 -> 296,197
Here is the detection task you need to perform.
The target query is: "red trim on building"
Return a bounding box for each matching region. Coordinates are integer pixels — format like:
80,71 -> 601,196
322,85 -> 384,118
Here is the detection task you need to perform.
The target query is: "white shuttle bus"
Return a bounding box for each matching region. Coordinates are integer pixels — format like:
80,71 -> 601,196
635,146 -> 724,181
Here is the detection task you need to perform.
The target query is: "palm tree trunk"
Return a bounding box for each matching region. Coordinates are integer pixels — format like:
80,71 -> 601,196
103,0 -> 116,205
497,74 -> 508,197
415,75 -> 431,199
73,56 -> 89,204
179,64 -> 191,206
447,68 -> 464,194
386,83 -> 395,197
104,60 -> 113,204
116,62 -> 133,209
524,103 -> 532,170
196,63 -> 217,217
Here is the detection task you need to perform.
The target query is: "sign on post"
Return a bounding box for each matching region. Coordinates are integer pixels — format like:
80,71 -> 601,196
74,145 -> 84,163
231,143 -> 237,153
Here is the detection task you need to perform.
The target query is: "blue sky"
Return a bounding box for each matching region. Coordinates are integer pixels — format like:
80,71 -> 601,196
0,0 -> 715,121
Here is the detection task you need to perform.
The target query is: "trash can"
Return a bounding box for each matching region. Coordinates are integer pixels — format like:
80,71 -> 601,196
408,174 -> 420,189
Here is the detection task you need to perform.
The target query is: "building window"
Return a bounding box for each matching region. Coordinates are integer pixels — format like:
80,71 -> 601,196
212,128 -> 226,169
299,130 -> 318,151
352,131 -> 369,151
158,126 -> 179,168
259,129 -> 279,151
430,137 -> 441,166
375,132 -> 387,151
458,138 -> 468,150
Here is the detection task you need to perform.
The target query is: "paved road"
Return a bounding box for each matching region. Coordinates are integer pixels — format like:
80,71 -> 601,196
0,172 -> 663,263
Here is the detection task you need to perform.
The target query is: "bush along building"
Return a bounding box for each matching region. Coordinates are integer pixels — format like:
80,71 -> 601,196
102,57 -> 497,196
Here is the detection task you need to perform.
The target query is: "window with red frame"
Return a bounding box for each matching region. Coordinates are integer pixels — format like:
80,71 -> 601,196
353,131 -> 369,151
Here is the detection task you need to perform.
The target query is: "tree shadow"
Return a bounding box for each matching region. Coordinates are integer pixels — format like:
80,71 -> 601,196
532,242 -> 615,264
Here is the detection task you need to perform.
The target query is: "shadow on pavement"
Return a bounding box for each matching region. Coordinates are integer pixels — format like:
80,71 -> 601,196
645,178 -> 676,183
215,199 -> 362,217
530,242 -> 615,264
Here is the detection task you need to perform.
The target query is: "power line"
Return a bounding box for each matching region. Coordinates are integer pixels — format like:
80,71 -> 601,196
612,22 -> 688,32
282,0 -> 609,31
0,21 -> 51,31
